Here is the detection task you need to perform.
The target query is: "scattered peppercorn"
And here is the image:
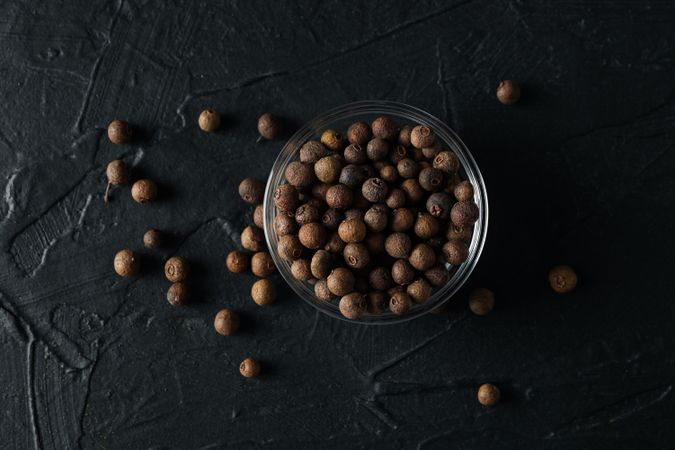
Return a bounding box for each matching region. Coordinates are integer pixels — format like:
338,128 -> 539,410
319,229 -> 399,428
167,282 -> 189,306
239,178 -> 265,205
389,291 -> 411,315
165,256 -> 189,282
321,208 -> 344,230
241,225 -> 265,252
327,267 -> 355,296
257,112 -> 281,141
548,265 -> 577,293
226,250 -> 250,273
371,116 -> 398,141
496,80 -> 520,105
251,252 -> 276,277
422,143 -> 442,159
469,288 -> 495,315
300,140 -> 328,163
107,119 -> 132,144
477,383 -> 501,406
114,249 -> 139,277
320,129 -> 344,151
240,358 -> 261,378
104,159 -> 130,203
363,204 -> 388,232
198,109 -> 220,132
143,228 -> 163,249
214,309 -> 239,336
410,125 -> 435,149
251,279 -> 276,305
131,179 -> 157,203
344,208 -> 365,220
253,204 -> 264,228
442,239 -> 469,265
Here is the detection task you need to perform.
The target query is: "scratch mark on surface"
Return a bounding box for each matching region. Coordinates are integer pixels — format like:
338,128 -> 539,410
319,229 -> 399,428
26,337 -> 42,450
77,343 -> 99,449
3,170 -> 19,221
355,396 -> 399,429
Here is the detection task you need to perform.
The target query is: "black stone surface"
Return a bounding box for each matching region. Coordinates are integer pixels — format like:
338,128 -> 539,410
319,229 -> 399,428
1,1 -> 675,448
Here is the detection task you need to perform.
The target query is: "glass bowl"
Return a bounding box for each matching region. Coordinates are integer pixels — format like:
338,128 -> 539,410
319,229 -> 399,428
263,101 -> 488,324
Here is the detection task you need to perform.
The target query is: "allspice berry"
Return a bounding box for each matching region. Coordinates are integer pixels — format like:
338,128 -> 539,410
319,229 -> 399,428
425,265 -> 449,287
391,208 -> 415,232
311,250 -> 333,279
315,278 -> 333,301
347,121 -> 371,145
477,383 -> 501,406
131,179 -> 158,203
371,116 -> 398,141
324,232 -> 346,254
198,109 -> 220,132
339,164 -> 369,188
451,201 -> 479,227
251,279 -> 276,305
107,119 -> 132,144
285,162 -> 315,188
226,250 -> 250,273
398,125 -> 412,146
239,178 -> 265,205
496,80 -> 520,105
241,225 -> 265,252
392,259 -> 415,285
469,288 -> 495,315
338,219 -> 367,243
409,243 -> 436,271
343,243 -> 370,269
274,212 -> 298,236
298,222 -> 327,249
214,309 -> 239,336
322,208 -> 344,230
315,156 -> 343,184
277,234 -> 303,261
548,265 -> 577,293
386,188 -> 406,209
143,228 -> 163,249
104,159 -> 130,203
257,112 -> 281,141
410,125 -> 435,149
454,181 -> 474,202
300,140 -> 329,163
364,204 -> 388,232
325,184 -> 353,209
447,224 -> 473,242
165,256 -> 189,282
253,204 -> 264,228
291,259 -> 313,281
312,182 -> 330,201
442,240 -> 469,265
251,252 -> 276,277
407,278 -> 431,304
362,178 -> 389,203
320,129 -> 344,151
390,144 -> 409,164
419,167 -> 445,192
167,282 -> 189,306
344,143 -> 367,164
295,203 -> 322,226
389,291 -> 411,315
240,358 -> 261,378
369,266 -> 393,291
426,193 -> 453,220
327,267 -> 355,296
397,158 -> 419,179
401,179 -> 425,204
385,233 -> 412,258
366,138 -> 389,161
433,151 -> 459,174
339,292 -> 366,319
414,213 -> 440,239
114,249 -> 139,277
274,184 -> 300,213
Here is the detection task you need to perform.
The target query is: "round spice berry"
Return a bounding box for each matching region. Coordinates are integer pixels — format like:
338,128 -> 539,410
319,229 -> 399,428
418,167 -> 445,192
314,156 -> 342,184
167,282 -> 189,306
257,112 -> 281,140
214,309 -> 239,336
240,358 -> 261,378
344,143 -> 367,164
251,252 -> 276,277
312,182 -> 330,201
477,383 -> 501,406
391,208 -> 415,232
366,138 -> 389,161
274,184 -> 300,213
165,256 -> 189,282
339,164 -> 369,188
311,250 -> 333,279
105,160 -> 130,202
433,150 -> 459,174
300,140 -> 328,163
327,267 -> 355,296
414,213 -> 440,239
447,224 -> 473,242
339,292 -> 366,319
548,265 -> 577,293
291,259 -> 313,281
451,201 -> 479,227
239,178 -> 265,205
226,250 -> 250,273
338,219 -> 367,243
401,179 -> 425,204
385,233 -> 412,258
362,178 -> 388,203
277,234 -> 303,261
390,144 -> 409,164
198,109 -> 220,132
298,222 -> 327,249
367,291 -> 387,314
426,192 -> 453,220
143,228 -> 163,249
274,212 -> 298,236
322,208 -> 344,230
410,125 -> 435,149
409,244 -> 436,271
324,232 -> 346,254
347,121 -> 371,145
407,278 -> 431,304
364,232 -> 386,255
314,279 -> 332,301
368,266 -> 393,291
295,203 -> 321,226
398,125 -> 412,146
363,204 -> 388,232
107,119 -> 132,144
496,80 -> 520,105
379,165 -> 398,183
325,184 -> 353,210
425,265 -> 449,287
251,279 -> 276,305
344,209 -> 365,220
386,188 -> 406,209
442,239 -> 469,265
320,129 -> 344,151
397,158 -> 419,179
343,243 -> 370,269
285,162 -> 315,188
392,259 -> 415,285
469,288 -> 495,315
114,249 -> 139,277
454,181 -> 474,202
131,179 -> 157,203
241,225 -> 265,252
371,116 -> 398,141
389,291 -> 411,315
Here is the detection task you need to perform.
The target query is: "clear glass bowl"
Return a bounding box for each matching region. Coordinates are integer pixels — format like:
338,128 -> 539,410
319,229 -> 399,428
263,101 -> 488,324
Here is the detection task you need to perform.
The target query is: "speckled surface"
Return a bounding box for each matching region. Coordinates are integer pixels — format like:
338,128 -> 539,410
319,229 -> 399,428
2,1 -> 675,448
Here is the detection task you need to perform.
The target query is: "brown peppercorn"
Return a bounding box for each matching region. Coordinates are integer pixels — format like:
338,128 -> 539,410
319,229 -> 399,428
325,184 -> 353,210
447,224 -> 473,242
442,239 -> 469,265
277,234 -> 303,261
298,223 -> 327,249
379,165 -> 399,183
295,203 -> 321,226
257,112 -> 281,141
143,228 -> 163,249
214,309 -> 239,336
367,291 -> 387,314
469,288 -> 495,315
131,179 -> 158,203
324,232 -> 346,254
364,232 -> 386,255
344,209 -> 365,221
285,162 -> 315,188
410,125 -> 435,149
386,188 -> 406,209
424,265 -> 449,287
364,204 -> 388,232
327,267 -> 355,296
251,206 -> 264,229
391,208 -> 415,232
310,250 -> 333,279
347,121 -> 372,145
385,233 -> 412,258
339,292 -> 366,319
422,142 -> 442,159
251,252 -> 276,277
343,243 -> 370,269
338,219 -> 367,243
392,259 -> 415,285
390,144 -> 409,164
418,167 -> 445,192
407,278 -> 431,304
477,383 -> 500,406
165,256 -> 189,282
322,208 -> 344,230
274,184 -> 300,213
291,259 -> 313,281
114,249 -> 139,277
300,140 -> 329,163
239,178 -> 265,205
426,192 -> 453,220
401,179 -> 425,204
198,109 -> 220,132
368,266 -> 393,291
311,182 -> 330,201
251,279 -> 276,305
226,250 -> 250,273
548,265 -> 577,293
241,225 -> 265,252
104,159 -> 130,203
314,278 -> 333,301
371,116 -> 398,141
339,164 -> 369,188
320,129 -> 344,151
387,285 -> 405,297
366,138 -> 389,161
397,158 -> 419,179
274,211 -> 298,236
362,178 -> 389,203
414,213 -> 440,239
389,291 -> 411,315
315,156 -> 343,184
433,151 -> 459,174
409,244 -> 436,271
107,119 -> 132,144
240,358 -> 261,378
454,181 -> 474,202
398,125 -> 412,146
496,80 -> 520,105
167,282 -> 189,306
450,201 -> 479,227
344,143 -> 367,164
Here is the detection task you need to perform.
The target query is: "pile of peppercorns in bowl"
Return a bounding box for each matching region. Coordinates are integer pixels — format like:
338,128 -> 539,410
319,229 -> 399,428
261,101 -> 489,323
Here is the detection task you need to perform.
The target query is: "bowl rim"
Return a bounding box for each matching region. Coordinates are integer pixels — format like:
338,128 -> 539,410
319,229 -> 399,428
263,100 -> 488,325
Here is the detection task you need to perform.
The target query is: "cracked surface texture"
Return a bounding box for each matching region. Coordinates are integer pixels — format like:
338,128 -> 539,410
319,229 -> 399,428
1,0 -> 675,448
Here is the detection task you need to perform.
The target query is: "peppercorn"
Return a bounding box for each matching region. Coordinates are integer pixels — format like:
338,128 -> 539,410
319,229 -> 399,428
378,165 -> 398,183
338,219 -> 367,243
390,144 -> 409,165
114,249 -> 139,277
368,266 -> 393,291
407,278 -> 431,304
401,179 -> 425,204
314,156 -> 342,184
274,184 -> 300,213
385,233 -> 412,258
433,151 -> 459,175
274,211 -> 298,236
396,158 -> 419,179
320,129 -> 344,151
257,112 -> 281,141
410,125 -> 435,149
300,140 -> 329,163
361,178 -> 388,203
285,162 -> 315,188
454,181 -> 474,202
310,250 -> 332,279
298,223 -> 327,250
347,121 -> 371,145
339,164 -> 369,188
277,234 -> 303,261
239,178 -> 265,205
366,138 -> 389,161
344,209 -> 365,221
442,239 -> 469,265
240,358 -> 261,378
450,201 -> 479,227
414,213 -> 440,239
167,282 -> 189,306
321,208 -> 343,230
426,192 -> 453,220
386,189 -> 406,209
391,208 -> 415,232
446,224 -> 473,242
392,259 -> 415,285
295,203 -> 321,225
364,232 -> 386,255
424,265 -> 448,287
362,204 -> 387,232
198,109 -> 220,132
311,182 -> 330,201
107,119 -> 132,144
387,285 -> 405,297
131,179 -> 158,203
324,232 -> 346,254
251,279 -> 276,305
418,167 -> 445,192
469,288 -> 494,315
165,256 -> 189,282
344,143 -> 367,164
143,228 -> 163,249
389,291 -> 411,315
422,142 -> 442,159
496,80 -> 520,105
226,250 -> 250,273
548,265 -> 577,293
241,225 -> 265,252
477,383 -> 500,406
339,292 -> 366,319
397,125 -> 412,146
103,159 -> 130,203
409,243 -> 436,271
214,309 -> 239,336
314,278 -> 333,301
371,116 -> 398,141
290,259 -> 312,281
327,267 -> 355,296
343,243 -> 370,269
251,252 -> 276,277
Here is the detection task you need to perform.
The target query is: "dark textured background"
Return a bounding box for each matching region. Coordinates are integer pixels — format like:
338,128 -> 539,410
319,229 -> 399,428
1,0 -> 675,448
